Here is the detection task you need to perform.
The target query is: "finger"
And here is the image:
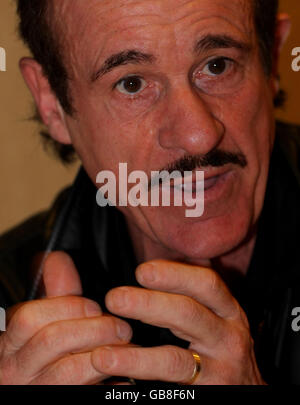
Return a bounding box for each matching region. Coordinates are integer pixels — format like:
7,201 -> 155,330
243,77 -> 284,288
6,302 -> 25,325
136,260 -> 242,320
3,296 -> 102,353
92,345 -> 203,384
15,315 -> 132,378
31,352 -> 108,385
105,287 -> 225,347
43,251 -> 83,297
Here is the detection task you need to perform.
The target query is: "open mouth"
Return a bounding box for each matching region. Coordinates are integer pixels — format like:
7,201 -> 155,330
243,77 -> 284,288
172,175 -> 220,193
166,170 -> 230,194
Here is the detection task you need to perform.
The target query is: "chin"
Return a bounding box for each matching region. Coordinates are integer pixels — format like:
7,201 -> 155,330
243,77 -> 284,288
157,207 -> 253,261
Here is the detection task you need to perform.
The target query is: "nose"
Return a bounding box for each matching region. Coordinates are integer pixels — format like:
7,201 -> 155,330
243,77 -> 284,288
158,86 -> 224,156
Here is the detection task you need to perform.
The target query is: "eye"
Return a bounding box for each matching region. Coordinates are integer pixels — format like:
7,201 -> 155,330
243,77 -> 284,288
194,56 -> 242,95
115,75 -> 147,95
202,57 -> 232,76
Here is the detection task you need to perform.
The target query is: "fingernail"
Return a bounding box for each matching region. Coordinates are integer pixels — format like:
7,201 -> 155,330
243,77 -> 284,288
99,347 -> 116,369
138,264 -> 156,283
85,301 -> 102,317
117,322 -> 131,340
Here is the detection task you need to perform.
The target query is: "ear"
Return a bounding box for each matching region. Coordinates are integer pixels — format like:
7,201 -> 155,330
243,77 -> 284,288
19,57 -> 72,145
271,13 -> 291,93
275,13 -> 291,57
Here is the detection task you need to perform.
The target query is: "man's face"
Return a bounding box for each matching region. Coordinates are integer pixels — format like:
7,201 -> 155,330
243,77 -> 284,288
58,0 -> 276,261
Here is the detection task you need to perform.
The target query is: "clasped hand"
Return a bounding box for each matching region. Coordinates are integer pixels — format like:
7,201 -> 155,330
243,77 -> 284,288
0,252 -> 265,385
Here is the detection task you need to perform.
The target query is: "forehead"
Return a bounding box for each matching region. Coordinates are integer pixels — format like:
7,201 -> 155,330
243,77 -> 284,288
52,0 -> 253,74
53,0 -> 251,22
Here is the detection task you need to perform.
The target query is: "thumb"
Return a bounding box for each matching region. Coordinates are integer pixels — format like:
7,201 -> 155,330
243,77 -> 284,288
43,251 -> 83,297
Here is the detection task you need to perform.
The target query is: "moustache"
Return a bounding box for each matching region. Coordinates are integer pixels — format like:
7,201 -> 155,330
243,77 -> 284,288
149,149 -> 247,190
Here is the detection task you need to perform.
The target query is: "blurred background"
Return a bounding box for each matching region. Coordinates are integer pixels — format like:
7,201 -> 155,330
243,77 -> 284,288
0,0 -> 300,234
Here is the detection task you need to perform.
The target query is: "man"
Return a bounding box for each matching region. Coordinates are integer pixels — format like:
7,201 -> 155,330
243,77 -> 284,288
0,0 -> 298,385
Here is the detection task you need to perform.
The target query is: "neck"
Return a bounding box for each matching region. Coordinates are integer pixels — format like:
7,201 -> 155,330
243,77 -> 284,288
211,230 -> 257,290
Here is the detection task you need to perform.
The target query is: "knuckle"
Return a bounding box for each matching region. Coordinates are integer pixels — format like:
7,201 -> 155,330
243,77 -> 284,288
206,270 -> 221,294
12,303 -> 37,334
178,296 -> 199,322
236,304 -> 250,326
61,296 -> 86,314
55,356 -> 83,384
227,325 -> 253,361
139,290 -> 152,312
59,296 -> 97,318
6,303 -> 24,325
125,348 -> 140,370
166,347 -> 186,377
39,323 -> 62,352
36,354 -> 98,385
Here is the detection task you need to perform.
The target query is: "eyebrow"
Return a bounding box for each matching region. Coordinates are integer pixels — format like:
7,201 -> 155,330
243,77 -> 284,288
91,34 -> 251,82
91,50 -> 155,82
194,34 -> 251,54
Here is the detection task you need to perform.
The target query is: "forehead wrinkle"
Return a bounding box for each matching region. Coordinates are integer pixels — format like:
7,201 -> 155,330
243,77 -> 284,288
51,0 -> 255,81
173,1 -> 253,36
50,1 -> 111,78
51,0 -> 253,39
52,0 -> 253,44
51,1 -> 159,80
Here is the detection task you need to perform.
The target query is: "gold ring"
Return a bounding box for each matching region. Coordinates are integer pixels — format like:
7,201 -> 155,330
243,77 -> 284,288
180,351 -> 202,385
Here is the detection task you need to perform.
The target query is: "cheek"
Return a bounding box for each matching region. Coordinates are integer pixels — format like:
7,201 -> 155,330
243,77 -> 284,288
218,72 -> 275,219
67,90 -> 161,182
219,66 -> 274,166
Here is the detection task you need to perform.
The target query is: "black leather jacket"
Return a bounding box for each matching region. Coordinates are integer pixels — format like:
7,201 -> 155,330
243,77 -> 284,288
1,121 -> 300,385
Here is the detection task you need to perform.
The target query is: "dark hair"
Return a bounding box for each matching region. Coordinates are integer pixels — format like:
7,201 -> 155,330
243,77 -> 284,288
16,0 -> 281,164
